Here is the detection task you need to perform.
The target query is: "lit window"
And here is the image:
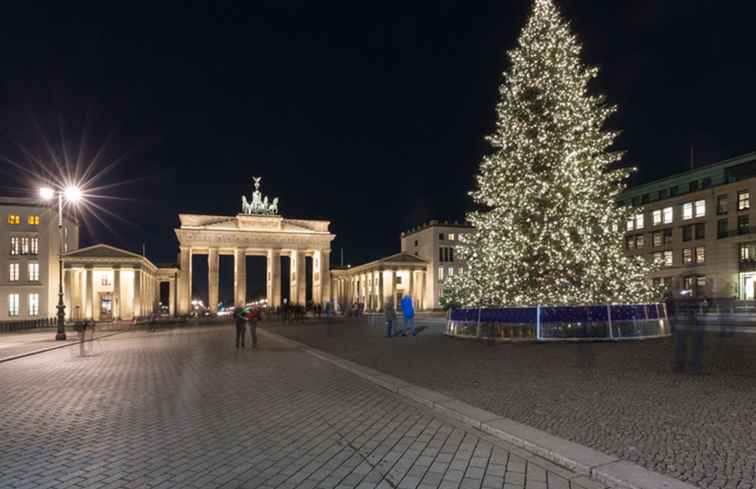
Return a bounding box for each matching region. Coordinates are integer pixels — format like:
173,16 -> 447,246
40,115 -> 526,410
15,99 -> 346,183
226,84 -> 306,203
682,202 -> 693,220
635,214 -> 644,229
438,267 -> 444,281
663,251 -> 673,267
663,207 -> 673,224
448,233 -> 455,241
696,246 -> 705,264
8,294 -> 19,317
458,268 -> 463,275
448,267 -> 454,277
636,235 -> 644,248
717,194 -> 728,215
694,200 -> 706,218
28,293 -> 39,316
652,232 -> 662,247
7,214 -> 20,225
652,210 -> 662,226
28,263 -> 39,281
626,236 -> 635,250
683,248 -> 693,264
27,215 -> 40,225
9,237 -> 20,256
9,263 -> 19,281
20,237 -> 30,255
626,218 -> 634,232
738,191 -> 750,211
30,237 -> 38,256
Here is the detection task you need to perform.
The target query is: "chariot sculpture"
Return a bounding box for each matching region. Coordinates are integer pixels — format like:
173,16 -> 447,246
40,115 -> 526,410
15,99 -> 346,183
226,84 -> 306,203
241,177 -> 279,215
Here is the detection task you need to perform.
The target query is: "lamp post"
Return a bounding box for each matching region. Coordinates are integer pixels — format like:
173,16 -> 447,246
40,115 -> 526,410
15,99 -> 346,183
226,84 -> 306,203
40,186 -> 81,341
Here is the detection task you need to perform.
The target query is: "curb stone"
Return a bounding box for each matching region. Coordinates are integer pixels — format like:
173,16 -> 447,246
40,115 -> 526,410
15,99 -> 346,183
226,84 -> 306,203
260,327 -> 698,489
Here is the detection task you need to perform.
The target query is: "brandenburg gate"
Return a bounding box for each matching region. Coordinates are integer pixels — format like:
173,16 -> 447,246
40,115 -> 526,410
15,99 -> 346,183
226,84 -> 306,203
175,178 -> 335,314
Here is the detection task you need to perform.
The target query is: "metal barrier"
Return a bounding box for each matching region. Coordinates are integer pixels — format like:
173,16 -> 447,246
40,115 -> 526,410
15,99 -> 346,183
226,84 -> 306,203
0,317 -> 56,334
446,304 -> 670,342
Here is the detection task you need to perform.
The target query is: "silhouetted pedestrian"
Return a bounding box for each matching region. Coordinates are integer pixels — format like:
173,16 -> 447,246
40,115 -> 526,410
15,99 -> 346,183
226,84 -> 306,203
384,301 -> 396,337
234,305 -> 247,348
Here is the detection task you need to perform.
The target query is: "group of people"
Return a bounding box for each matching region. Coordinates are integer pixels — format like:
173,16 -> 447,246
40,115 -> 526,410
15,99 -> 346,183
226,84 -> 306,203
233,304 -> 262,348
383,294 -> 416,337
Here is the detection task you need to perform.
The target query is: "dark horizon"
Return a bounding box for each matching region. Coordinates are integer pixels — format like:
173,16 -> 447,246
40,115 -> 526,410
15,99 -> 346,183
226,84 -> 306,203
1,1 -> 755,302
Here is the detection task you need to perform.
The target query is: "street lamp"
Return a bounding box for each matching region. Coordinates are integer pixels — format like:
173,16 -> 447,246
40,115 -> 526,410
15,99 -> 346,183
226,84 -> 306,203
39,185 -> 82,341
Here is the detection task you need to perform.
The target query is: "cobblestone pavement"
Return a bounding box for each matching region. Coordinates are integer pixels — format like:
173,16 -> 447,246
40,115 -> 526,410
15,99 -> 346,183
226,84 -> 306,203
0,324 -> 607,489
268,319 -> 756,489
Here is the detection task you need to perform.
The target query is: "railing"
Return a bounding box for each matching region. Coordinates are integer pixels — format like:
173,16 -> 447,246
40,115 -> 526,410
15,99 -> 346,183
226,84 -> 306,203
0,317 -> 56,333
447,304 -> 670,342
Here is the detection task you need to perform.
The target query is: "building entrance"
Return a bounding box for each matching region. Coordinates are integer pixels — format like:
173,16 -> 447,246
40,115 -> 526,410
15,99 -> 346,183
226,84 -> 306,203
100,294 -> 113,320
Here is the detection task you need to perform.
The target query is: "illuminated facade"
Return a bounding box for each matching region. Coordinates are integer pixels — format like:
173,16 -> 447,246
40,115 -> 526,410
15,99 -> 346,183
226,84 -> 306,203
0,196 -> 79,320
620,151 -> 756,300
62,244 -> 170,320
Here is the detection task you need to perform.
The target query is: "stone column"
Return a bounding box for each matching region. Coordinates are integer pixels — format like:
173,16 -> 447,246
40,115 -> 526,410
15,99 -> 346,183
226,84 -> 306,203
389,269 -> 397,309
378,270 -> 384,311
208,248 -> 219,312
312,250 -> 322,305
321,251 -> 331,305
168,278 -> 176,316
85,267 -> 94,320
267,249 -> 281,307
289,251 -> 301,305
178,246 -> 191,315
133,268 -> 142,318
234,248 -> 246,306
113,267 -> 121,320
408,269 -> 415,308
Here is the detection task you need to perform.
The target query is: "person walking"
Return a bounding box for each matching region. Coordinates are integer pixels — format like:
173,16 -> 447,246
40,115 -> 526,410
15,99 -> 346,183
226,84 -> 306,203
400,294 -> 416,336
384,301 -> 396,337
233,304 -> 247,348
244,306 -> 260,348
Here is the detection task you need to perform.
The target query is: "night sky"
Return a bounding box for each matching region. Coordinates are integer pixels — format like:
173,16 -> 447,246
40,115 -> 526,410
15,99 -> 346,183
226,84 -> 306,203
1,1 -> 755,301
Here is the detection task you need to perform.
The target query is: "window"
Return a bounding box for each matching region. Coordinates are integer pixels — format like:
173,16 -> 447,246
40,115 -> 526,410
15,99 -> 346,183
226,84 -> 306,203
439,233 -> 445,241
682,225 -> 692,242
695,223 -> 705,240
658,189 -> 669,200
738,191 -> 750,211
670,186 -> 679,197
695,200 -> 706,218
448,267 -> 454,277
641,193 -> 650,204
717,194 -> 728,215
396,276 -> 402,285
449,247 -> 454,262
636,235 -> 645,248
438,267 -> 444,281
10,237 -> 19,256
663,251 -> 673,267
663,207 -> 673,224
682,202 -> 693,220
626,218 -> 634,232
28,263 -> 39,281
683,248 -> 693,264
635,214 -> 644,229
7,214 -> 20,225
626,236 -> 636,250
652,231 -> 663,247
663,228 -> 673,244
696,246 -> 705,263
20,237 -> 30,255
632,196 -> 640,207
448,233 -> 455,241
8,294 -> 19,317
30,237 -> 38,255
9,263 -> 19,281
738,215 -> 750,235
652,210 -> 662,226
689,180 -> 699,192
27,215 -> 40,225
28,293 -> 39,317
718,219 -> 728,239
702,177 -> 712,188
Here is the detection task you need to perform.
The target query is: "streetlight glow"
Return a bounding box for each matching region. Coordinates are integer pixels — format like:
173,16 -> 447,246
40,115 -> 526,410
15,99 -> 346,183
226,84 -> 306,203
64,186 -> 82,202
39,187 -> 55,200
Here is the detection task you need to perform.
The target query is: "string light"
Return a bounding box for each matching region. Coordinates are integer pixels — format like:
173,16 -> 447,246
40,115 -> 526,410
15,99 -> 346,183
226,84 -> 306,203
442,0 -> 661,308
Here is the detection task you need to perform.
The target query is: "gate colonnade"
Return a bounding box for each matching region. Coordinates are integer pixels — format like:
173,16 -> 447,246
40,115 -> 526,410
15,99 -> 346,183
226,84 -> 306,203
175,213 -> 334,314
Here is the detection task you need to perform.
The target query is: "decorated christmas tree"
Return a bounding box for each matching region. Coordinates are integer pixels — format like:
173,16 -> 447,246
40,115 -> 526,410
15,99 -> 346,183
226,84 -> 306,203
442,0 -> 660,307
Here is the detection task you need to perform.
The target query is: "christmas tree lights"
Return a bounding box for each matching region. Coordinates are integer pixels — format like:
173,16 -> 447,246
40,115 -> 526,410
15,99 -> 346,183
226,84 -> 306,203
442,0 -> 660,307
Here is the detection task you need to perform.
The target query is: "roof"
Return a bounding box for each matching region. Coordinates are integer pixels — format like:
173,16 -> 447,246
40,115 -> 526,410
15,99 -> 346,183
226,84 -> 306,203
63,244 -> 159,272
334,252 -> 428,275
402,220 -> 472,238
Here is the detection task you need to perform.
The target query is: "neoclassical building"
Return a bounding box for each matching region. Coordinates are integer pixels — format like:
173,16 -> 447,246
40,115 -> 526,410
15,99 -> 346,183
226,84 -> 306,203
174,178 -> 334,314
62,244 -> 173,321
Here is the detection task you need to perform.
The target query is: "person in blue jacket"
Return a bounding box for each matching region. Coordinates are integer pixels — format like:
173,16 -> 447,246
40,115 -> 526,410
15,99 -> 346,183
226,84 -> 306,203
400,294 -> 416,336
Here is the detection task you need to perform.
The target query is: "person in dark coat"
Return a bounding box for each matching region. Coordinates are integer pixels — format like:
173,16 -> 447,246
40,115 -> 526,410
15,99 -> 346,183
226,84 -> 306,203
234,305 -> 247,348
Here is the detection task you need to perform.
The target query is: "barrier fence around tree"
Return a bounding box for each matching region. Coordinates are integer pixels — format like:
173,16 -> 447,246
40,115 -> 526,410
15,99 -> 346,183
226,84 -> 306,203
446,303 -> 670,342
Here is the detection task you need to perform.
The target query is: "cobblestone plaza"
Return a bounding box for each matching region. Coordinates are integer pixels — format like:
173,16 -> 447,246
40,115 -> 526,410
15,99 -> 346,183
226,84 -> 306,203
0,325 -> 606,489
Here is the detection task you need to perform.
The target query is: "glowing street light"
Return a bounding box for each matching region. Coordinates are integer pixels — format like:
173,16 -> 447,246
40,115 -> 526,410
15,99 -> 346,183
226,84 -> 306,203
39,185 -> 83,341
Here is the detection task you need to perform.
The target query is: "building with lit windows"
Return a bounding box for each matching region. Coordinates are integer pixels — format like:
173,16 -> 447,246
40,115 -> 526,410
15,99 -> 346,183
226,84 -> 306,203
331,220 -> 471,311
0,196 -> 79,320
619,151 -> 756,300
